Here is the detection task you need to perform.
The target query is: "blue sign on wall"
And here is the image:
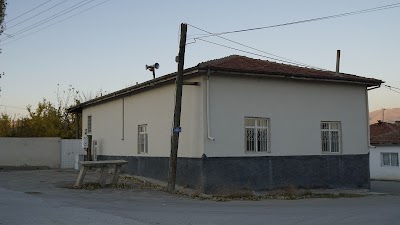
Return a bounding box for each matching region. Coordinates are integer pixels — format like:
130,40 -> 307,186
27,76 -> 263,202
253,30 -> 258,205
173,127 -> 182,133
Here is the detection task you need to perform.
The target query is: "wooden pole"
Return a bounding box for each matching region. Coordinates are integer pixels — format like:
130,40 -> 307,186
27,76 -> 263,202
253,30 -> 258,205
168,23 -> 187,192
75,112 -> 80,139
336,50 -> 341,75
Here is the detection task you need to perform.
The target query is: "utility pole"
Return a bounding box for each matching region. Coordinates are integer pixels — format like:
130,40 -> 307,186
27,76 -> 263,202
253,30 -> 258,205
336,50 -> 341,75
75,112 -> 80,139
168,23 -> 187,192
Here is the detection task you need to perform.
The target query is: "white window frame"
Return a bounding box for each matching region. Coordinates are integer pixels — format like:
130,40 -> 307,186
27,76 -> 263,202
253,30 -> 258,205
381,153 -> 399,167
137,124 -> 148,154
321,121 -> 341,153
244,117 -> 270,153
87,115 -> 92,134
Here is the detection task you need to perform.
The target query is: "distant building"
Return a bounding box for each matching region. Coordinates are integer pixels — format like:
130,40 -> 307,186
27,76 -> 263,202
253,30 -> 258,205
370,121 -> 400,181
69,55 -> 382,192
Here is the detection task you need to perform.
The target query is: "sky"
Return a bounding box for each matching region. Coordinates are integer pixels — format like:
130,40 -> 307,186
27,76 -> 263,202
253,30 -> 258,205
0,0 -> 399,116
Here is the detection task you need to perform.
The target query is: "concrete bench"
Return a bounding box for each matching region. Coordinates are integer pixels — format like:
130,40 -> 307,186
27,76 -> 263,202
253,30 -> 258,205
74,160 -> 128,188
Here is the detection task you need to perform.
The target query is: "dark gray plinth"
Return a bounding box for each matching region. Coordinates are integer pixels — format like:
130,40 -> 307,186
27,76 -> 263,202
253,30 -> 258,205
97,154 -> 370,193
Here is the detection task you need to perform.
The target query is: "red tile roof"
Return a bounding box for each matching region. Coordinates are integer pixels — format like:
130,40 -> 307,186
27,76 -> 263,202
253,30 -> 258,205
370,122 -> 400,145
197,55 -> 382,86
68,55 -> 383,113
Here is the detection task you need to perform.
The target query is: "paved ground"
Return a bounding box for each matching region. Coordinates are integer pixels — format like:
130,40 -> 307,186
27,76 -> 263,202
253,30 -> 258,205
371,180 -> 400,195
1,170 -> 400,225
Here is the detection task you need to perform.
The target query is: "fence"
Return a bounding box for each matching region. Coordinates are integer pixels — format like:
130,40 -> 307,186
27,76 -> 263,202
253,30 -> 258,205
0,138 -> 83,169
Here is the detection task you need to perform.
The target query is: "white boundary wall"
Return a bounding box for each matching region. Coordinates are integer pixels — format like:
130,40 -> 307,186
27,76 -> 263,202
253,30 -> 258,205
0,138 -> 61,168
370,146 -> 400,181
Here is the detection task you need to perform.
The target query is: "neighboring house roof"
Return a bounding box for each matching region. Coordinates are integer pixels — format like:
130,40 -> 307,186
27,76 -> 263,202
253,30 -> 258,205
370,121 -> 400,145
68,55 -> 383,113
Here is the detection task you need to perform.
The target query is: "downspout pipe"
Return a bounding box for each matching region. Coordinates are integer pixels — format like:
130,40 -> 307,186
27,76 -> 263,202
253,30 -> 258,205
366,85 -> 381,148
206,69 -> 215,141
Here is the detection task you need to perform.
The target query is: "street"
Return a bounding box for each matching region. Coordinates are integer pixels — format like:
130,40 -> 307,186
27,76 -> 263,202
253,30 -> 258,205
0,170 -> 399,225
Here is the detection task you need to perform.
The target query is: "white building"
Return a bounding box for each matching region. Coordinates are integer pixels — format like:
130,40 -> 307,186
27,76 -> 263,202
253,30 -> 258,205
69,55 -> 382,192
370,121 -> 400,181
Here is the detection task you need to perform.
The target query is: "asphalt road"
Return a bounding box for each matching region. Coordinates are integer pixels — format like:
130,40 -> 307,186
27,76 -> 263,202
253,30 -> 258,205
371,180 -> 400,195
1,170 -> 400,225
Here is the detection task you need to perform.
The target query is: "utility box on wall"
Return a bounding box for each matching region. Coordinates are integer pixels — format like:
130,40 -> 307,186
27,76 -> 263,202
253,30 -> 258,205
82,136 -> 88,149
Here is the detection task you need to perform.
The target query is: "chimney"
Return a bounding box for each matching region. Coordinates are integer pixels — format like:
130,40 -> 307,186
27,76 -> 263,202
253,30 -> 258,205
336,50 -> 341,75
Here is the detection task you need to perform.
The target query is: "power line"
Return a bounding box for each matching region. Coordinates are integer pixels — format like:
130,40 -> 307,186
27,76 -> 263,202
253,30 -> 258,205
5,0 -> 69,30
0,104 -> 26,110
2,0 -> 92,41
1,0 -> 100,42
384,84 -> 400,91
194,3 -> 400,39
6,0 -> 54,24
195,38 -> 317,67
188,23 -> 326,70
0,0 -> 111,46
384,86 -> 400,94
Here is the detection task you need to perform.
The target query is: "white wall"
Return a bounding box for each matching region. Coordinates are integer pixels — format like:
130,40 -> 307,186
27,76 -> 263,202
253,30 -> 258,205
370,146 -> 400,180
0,138 -> 61,168
205,75 -> 369,157
82,77 -> 204,158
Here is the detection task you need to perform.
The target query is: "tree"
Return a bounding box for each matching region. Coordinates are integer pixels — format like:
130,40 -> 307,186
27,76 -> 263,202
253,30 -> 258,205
0,99 -> 78,138
0,85 -> 104,138
0,113 -> 12,136
0,0 -> 5,36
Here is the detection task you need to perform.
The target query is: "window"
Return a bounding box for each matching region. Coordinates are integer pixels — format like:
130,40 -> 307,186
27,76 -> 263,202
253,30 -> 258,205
138,124 -> 148,154
245,117 -> 269,152
381,153 -> 399,167
321,122 -> 341,153
87,115 -> 92,134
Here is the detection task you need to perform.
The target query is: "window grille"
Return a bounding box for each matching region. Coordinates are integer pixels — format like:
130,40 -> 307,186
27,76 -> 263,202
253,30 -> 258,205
245,118 -> 269,152
87,115 -> 92,134
321,122 -> 341,153
138,124 -> 148,154
381,153 -> 399,167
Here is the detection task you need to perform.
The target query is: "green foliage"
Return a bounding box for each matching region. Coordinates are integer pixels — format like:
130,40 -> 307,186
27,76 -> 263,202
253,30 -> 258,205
0,113 -> 12,136
0,99 -> 80,139
0,85 -> 104,138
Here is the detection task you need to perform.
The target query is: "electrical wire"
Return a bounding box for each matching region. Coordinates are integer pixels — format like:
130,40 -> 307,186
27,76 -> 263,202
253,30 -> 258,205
0,0 -> 102,43
1,0 -> 111,46
188,23 -> 326,70
1,0 -> 98,42
2,0 -> 94,40
6,0 -> 55,24
384,84 -> 400,91
195,38 -> 319,67
0,0 -> 111,46
384,86 -> 400,94
0,104 -> 26,110
193,3 -> 400,39
5,0 -> 69,30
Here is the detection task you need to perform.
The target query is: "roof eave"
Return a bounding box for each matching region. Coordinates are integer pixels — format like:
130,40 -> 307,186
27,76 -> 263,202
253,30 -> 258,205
370,143 -> 400,146
67,68 -> 200,113
199,67 -> 383,87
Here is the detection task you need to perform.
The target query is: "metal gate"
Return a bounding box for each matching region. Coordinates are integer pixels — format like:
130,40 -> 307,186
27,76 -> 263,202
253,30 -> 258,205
60,139 -> 84,168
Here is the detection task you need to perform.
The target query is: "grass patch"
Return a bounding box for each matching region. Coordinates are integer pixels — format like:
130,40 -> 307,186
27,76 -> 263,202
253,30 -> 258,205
208,186 -> 365,201
65,176 -> 365,201
66,182 -> 134,190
